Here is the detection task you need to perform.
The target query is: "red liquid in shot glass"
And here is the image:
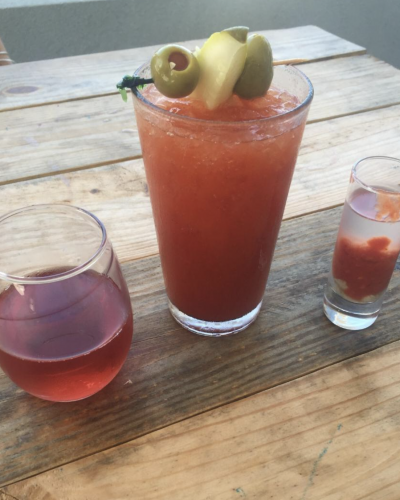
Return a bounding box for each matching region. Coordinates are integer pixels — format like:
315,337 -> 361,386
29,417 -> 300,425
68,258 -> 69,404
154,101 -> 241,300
0,269 -> 133,401
332,188 -> 400,302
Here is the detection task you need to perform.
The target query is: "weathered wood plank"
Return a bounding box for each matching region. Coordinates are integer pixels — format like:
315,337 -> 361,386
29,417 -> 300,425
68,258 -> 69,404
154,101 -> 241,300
1,55 -> 398,185
4,340 -> 400,499
2,206 -> 400,486
0,26 -> 365,112
0,159 -> 158,263
290,103 -> 400,217
0,93 -> 139,184
1,104 -> 399,264
306,54 -> 400,122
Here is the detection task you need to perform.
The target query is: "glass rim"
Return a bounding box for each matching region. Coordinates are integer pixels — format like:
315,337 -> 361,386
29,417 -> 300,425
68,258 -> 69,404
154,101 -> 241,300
132,63 -> 314,126
352,156 -> 400,196
0,204 -> 107,285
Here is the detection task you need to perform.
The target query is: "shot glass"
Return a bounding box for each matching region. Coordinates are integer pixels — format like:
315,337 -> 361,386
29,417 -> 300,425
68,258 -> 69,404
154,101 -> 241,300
324,156 -> 400,330
0,205 -> 133,401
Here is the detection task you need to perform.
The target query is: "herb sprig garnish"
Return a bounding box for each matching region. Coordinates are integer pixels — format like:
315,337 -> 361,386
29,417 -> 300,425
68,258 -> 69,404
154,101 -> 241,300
116,75 -> 154,102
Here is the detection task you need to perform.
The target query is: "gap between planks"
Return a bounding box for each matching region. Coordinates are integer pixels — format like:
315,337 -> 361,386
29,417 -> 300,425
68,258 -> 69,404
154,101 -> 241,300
307,100 -> 400,124
6,52 -> 400,188
0,25 -> 366,114
0,155 -> 141,188
2,205 -> 400,486
0,492 -> 20,500
2,97 -> 400,190
0,91 -> 118,114
0,48 -> 366,114
1,335 -> 398,492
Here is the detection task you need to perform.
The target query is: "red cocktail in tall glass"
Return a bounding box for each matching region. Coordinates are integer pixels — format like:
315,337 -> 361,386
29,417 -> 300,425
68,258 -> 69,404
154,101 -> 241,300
133,64 -> 313,335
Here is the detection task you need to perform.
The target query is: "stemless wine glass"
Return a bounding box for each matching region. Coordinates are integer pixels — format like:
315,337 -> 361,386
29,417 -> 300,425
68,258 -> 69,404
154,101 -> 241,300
0,205 -> 133,402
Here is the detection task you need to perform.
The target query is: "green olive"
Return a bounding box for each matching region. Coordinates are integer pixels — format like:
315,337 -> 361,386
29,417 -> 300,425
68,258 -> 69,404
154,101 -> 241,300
151,44 -> 200,98
222,26 -> 249,43
234,34 -> 274,99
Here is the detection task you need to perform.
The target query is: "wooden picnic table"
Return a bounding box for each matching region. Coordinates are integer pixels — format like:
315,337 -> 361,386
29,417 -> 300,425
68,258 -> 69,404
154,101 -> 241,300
1,25 -> 400,499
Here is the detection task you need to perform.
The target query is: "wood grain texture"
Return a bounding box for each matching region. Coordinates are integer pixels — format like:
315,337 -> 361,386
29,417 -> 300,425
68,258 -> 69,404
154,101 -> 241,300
291,103 -> 400,217
4,340 -> 400,500
0,93 -> 140,184
1,104 -> 399,263
0,26 -> 365,112
306,54 -> 400,122
0,93 -> 139,184
0,159 -> 158,263
1,55 -> 399,185
2,206 -> 400,486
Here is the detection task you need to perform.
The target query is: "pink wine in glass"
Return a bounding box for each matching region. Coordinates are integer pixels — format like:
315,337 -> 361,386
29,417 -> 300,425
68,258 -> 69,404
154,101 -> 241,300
0,269 -> 133,402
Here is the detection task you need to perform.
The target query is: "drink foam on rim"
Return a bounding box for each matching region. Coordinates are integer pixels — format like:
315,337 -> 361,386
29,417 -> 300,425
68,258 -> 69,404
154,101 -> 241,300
142,84 -> 300,122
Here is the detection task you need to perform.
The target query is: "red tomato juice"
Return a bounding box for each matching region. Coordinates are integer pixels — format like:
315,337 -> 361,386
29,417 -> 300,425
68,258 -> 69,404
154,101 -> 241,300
134,84 -> 310,322
331,187 -> 400,303
332,236 -> 398,301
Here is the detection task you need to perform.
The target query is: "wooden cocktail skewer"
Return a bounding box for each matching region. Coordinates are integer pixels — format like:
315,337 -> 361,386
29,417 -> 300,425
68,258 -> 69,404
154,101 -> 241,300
273,58 -> 308,65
